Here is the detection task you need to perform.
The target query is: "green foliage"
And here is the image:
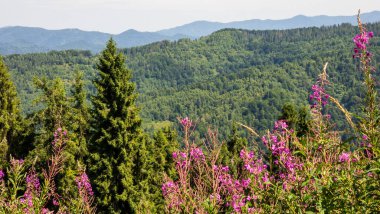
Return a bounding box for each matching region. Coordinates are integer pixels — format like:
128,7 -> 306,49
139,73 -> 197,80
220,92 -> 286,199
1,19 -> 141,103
4,23 -> 380,139
26,77 -> 84,202
279,103 -> 311,137
0,56 -> 20,168
148,127 -> 179,211
219,124 -> 248,177
69,70 -> 90,160
87,38 -> 144,213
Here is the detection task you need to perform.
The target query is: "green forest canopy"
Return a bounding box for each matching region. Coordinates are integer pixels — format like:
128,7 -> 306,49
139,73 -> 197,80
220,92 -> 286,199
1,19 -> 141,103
4,22 -> 380,137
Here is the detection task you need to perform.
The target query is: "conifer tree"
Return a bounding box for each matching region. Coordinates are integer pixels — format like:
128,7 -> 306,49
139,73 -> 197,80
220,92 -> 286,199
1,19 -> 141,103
29,77 -> 82,201
0,56 -> 20,168
88,39 -> 143,213
70,70 -> 90,160
29,78 -> 70,163
219,123 -> 247,177
148,127 -> 179,212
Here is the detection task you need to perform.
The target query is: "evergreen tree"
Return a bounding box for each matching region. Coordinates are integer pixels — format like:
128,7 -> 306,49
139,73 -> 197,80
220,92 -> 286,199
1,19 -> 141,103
28,77 -> 70,165
219,123 -> 248,177
279,103 -> 310,137
147,127 -> 179,212
88,39 -> 143,213
70,70 -> 90,160
0,56 -> 20,168
28,77 -> 82,202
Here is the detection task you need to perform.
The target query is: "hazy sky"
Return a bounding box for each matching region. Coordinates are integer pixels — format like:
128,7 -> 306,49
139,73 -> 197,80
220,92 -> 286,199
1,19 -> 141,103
0,0 -> 379,34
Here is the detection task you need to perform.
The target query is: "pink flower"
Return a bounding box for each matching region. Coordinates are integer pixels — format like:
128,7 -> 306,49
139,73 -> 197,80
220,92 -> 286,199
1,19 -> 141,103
274,120 -> 288,130
76,172 -> 93,196
221,166 -> 229,172
180,117 -> 192,127
52,198 -> 59,206
190,147 -> 205,161
0,170 -> 4,180
310,84 -> 329,107
353,31 -> 374,58
172,152 -> 178,159
339,152 -> 350,163
162,181 -> 177,196
242,178 -> 251,188
26,170 -> 40,192
41,208 -> 51,214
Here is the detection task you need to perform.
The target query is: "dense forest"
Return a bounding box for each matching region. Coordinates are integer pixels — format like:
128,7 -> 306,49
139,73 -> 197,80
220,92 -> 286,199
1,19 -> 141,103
3,23 -> 380,137
0,16 -> 380,213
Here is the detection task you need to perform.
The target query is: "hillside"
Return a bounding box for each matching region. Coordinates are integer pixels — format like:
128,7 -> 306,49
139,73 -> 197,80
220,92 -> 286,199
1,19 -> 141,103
4,23 -> 380,136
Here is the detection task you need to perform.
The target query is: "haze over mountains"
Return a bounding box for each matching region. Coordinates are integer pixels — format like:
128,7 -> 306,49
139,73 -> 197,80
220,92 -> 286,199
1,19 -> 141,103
1,11 -> 379,55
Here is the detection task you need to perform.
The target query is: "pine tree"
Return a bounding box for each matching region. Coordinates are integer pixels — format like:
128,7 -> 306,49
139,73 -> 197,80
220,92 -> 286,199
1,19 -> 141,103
88,39 -> 143,213
0,56 -> 20,168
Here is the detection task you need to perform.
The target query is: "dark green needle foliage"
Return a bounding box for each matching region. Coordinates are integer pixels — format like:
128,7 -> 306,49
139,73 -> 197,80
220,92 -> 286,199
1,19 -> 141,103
88,38 -> 144,213
0,56 -> 20,168
148,127 -> 179,212
219,124 -> 248,177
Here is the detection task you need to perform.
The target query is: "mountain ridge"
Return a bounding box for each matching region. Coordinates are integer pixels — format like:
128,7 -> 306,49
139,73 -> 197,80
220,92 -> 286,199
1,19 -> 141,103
1,11 -> 379,55
158,11 -> 380,37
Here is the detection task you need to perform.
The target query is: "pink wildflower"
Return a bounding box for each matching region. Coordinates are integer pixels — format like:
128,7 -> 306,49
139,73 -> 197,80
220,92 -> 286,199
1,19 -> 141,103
180,117 -> 192,127
76,172 -> 94,196
190,147 -> 205,161
339,152 -> 350,163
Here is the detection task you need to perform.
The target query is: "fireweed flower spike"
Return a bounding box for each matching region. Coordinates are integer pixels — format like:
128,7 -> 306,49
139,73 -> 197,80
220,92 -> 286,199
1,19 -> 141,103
353,30 -> 374,58
76,172 -> 93,196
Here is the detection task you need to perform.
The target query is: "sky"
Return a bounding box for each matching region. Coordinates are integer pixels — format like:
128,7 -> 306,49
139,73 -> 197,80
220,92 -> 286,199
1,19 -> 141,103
0,0 -> 379,34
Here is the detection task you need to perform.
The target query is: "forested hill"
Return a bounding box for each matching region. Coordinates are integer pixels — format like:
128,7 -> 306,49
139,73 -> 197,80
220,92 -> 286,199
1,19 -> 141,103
4,22 -> 380,136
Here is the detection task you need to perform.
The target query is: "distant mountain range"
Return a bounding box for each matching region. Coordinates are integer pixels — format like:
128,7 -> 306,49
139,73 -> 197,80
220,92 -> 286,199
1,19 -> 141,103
158,11 -> 380,37
1,11 -> 379,55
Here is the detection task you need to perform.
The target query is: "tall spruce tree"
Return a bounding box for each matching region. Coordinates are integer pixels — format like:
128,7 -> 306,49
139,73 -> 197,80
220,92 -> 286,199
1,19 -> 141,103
88,39 -> 143,213
147,127 -> 179,212
70,70 -> 90,160
0,56 -> 20,168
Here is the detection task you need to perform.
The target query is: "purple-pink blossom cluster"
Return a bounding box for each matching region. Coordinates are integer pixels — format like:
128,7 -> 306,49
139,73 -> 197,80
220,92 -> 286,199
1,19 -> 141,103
162,181 -> 177,197
10,158 -> 24,168
263,121 -> 303,188
240,150 -> 267,177
213,165 -> 248,212
172,151 -> 187,168
26,170 -> 40,193
161,180 -> 182,209
76,172 -> 93,196
339,152 -> 351,163
180,117 -> 192,128
190,147 -> 205,161
310,84 -> 329,108
20,170 -> 41,212
274,120 -> 288,130
0,170 -> 4,180
353,31 -> 374,58
52,127 -> 67,146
